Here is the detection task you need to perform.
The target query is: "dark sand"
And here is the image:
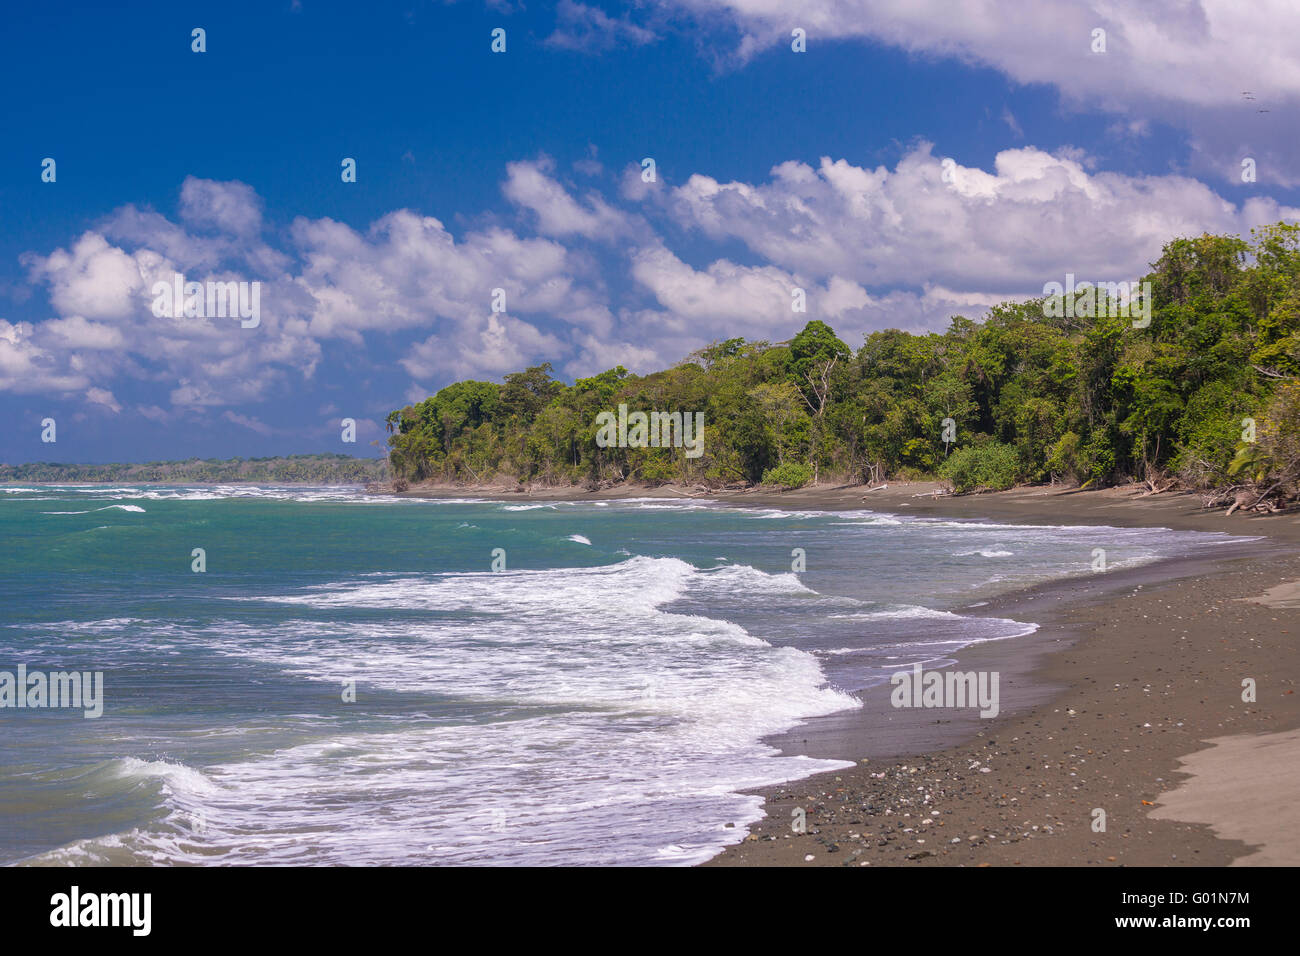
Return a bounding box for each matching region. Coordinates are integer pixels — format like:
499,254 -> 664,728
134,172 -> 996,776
702,484 -> 1300,867
401,480 -> 1300,866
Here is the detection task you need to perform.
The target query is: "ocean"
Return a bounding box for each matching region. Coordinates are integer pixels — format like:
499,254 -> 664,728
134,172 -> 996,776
0,485 -> 1230,866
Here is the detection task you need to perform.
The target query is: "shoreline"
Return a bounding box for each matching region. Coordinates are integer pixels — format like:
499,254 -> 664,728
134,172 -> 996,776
398,478 -> 1300,866
759,538 -> 1275,766
695,484 -> 1300,866
11,478 -> 1297,865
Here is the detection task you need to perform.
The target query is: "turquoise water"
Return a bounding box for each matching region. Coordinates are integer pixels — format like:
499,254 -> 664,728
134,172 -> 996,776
0,485 -> 1229,865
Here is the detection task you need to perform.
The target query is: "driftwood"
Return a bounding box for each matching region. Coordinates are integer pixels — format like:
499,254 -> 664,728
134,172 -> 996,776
1137,475 -> 1177,497
1204,484 -> 1287,515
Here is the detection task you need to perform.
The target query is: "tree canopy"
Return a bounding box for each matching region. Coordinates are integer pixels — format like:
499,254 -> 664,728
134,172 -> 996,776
386,224 -> 1300,507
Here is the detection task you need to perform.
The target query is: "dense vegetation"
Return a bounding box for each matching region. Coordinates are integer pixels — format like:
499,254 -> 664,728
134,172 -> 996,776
387,224 -> 1300,509
1,454 -> 389,484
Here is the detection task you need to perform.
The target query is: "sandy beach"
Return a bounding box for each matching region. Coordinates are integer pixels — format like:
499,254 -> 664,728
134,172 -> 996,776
705,484 -> 1300,867
403,480 -> 1300,867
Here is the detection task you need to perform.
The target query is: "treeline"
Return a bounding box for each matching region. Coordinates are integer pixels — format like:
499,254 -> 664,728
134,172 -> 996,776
2,454 -> 389,484
387,224 -> 1300,509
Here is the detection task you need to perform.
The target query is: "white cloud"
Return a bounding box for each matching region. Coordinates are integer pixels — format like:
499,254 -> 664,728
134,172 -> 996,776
85,387 -> 122,413
10,153 -> 1300,414
670,0 -> 1300,182
290,210 -> 590,340
625,247 -> 1020,352
545,0 -> 658,51
673,0 -> 1300,107
630,241 -> 870,334
179,176 -> 264,236
667,143 -> 1300,290
0,319 -> 90,393
399,313 -> 567,382
15,179 -> 607,407
620,161 -> 662,201
23,233 -> 143,320
40,315 -> 125,350
221,410 -> 274,436
504,159 -> 633,239
403,384 -> 432,405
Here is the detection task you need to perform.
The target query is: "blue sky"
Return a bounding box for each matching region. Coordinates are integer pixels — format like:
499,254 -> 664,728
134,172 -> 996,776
3,0 -> 1298,463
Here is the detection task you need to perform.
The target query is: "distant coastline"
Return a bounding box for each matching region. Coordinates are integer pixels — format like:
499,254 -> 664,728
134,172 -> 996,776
1,454 -> 388,485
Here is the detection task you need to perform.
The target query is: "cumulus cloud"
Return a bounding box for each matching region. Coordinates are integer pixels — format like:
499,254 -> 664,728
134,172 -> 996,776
290,210 -> 600,340
672,0 -> 1300,107
668,0 -> 1300,182
667,143 -> 1300,290
10,154 -> 1299,416
626,244 -> 1020,351
399,312 -> 567,382
23,233 -> 144,320
504,159 -> 634,239
40,315 -> 125,350
630,241 -> 869,335
561,332 -> 663,379
0,319 -> 90,393
21,196 -> 322,409
179,176 -> 264,236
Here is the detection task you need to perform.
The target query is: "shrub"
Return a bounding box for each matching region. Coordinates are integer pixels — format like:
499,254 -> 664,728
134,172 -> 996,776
1045,429 -> 1113,485
761,461 -> 814,489
636,453 -> 677,484
1045,431 -> 1084,482
939,442 -> 1019,493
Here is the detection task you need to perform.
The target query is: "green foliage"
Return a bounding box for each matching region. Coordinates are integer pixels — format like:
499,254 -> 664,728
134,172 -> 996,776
939,442 -> 1019,493
761,461 -> 814,489
1229,381 -> 1300,496
380,224 -> 1300,496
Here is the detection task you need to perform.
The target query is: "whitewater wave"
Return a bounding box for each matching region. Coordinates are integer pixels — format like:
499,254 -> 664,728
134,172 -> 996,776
7,484 -> 479,506
40,504 -> 146,515
14,557 -> 861,866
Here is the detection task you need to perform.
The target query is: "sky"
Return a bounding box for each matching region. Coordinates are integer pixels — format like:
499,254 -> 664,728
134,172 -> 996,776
2,0 -> 1299,464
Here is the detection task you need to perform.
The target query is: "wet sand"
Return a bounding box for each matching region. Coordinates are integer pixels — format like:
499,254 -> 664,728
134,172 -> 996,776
401,479 -> 1300,867
701,484 -> 1300,866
